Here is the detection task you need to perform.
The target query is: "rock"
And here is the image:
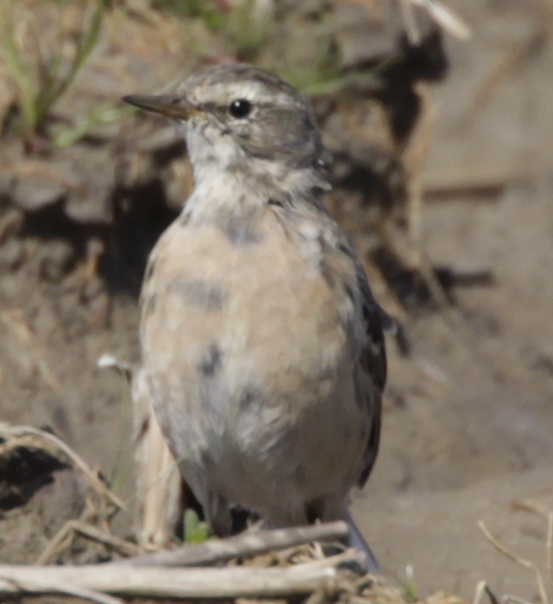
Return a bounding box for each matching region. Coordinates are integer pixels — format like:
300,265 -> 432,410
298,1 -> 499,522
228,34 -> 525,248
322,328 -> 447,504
11,176 -> 67,212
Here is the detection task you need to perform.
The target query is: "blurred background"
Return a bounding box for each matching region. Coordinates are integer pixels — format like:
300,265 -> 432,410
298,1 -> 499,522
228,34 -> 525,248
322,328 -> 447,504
0,0 -> 552,599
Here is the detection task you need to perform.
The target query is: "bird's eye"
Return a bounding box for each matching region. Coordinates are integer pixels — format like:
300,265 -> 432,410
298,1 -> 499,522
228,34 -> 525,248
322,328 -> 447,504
229,99 -> 252,118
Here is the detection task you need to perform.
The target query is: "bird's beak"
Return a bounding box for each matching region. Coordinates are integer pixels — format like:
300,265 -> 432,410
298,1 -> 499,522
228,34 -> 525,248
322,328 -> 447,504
122,94 -> 201,120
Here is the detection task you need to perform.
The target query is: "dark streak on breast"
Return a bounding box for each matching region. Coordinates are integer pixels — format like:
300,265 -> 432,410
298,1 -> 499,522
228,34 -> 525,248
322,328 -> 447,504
199,344 -> 222,376
221,217 -> 263,245
167,279 -> 227,311
238,387 -> 259,410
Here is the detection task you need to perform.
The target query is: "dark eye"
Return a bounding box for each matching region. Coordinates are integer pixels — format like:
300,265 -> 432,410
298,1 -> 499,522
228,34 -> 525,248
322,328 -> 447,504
229,99 -> 252,118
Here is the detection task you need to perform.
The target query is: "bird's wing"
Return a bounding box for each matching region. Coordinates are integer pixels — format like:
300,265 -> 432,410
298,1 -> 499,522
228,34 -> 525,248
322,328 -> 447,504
314,206 -> 389,489
353,259 -> 388,488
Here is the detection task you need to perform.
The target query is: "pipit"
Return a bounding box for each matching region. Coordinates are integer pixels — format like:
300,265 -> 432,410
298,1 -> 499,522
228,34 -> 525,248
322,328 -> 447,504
124,63 -> 389,571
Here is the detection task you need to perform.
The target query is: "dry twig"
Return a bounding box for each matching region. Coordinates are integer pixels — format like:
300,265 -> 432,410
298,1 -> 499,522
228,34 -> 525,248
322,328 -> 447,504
478,520 -> 549,604
0,557 -> 343,599
36,520 -> 142,565
0,574 -> 124,604
408,0 -> 471,40
511,498 -> 553,585
473,581 -> 501,604
503,596 -> 537,604
112,521 -> 349,567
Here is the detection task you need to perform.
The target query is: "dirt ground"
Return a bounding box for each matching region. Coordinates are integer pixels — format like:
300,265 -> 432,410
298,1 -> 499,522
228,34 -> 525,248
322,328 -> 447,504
356,0 -> 553,596
0,0 -> 552,601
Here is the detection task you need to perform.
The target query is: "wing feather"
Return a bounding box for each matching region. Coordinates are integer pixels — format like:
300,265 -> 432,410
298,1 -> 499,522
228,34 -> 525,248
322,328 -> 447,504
354,261 -> 388,488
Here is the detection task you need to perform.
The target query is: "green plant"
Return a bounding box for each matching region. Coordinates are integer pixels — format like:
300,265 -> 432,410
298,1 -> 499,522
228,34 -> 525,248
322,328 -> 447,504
222,0 -> 274,60
398,564 -> 419,603
183,508 -> 211,544
155,0 -> 274,61
51,103 -> 133,148
272,26 -> 343,96
0,0 -> 107,149
153,0 -> 222,26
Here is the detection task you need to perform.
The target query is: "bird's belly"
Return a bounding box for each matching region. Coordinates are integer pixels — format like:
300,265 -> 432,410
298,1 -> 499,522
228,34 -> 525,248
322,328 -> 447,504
140,219 -> 367,515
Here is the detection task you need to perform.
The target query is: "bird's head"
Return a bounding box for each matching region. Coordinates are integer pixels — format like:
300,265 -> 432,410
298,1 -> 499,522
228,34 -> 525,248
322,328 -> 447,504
124,63 -> 328,199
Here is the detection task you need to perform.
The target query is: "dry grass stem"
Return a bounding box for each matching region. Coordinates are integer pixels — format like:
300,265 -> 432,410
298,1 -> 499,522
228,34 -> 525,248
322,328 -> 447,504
472,583 -> 507,604
131,372 -> 183,547
503,596 -> 537,604
36,520 -> 142,565
408,0 -> 472,39
478,520 -> 549,604
473,580 -> 487,604
511,499 -> 553,585
0,423 -> 125,510
401,0 -> 421,45
545,512 -> 553,583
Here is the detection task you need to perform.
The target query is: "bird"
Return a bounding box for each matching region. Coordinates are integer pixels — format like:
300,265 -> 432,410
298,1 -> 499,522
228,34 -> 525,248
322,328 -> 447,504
124,63 -> 389,572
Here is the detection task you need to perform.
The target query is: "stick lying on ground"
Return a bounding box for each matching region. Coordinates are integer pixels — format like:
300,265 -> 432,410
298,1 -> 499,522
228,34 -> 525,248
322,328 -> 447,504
111,521 -> 349,567
0,550 -> 365,600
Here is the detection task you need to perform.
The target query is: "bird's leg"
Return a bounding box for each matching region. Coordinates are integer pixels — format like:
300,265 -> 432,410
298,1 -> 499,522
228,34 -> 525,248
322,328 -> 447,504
346,512 -> 381,574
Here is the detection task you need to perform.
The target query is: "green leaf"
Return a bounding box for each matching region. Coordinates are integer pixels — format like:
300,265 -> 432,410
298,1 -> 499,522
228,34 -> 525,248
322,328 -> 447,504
184,508 -> 211,543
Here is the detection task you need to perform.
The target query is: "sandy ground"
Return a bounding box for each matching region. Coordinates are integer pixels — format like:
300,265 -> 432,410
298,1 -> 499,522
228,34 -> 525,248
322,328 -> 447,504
0,0 -> 552,600
356,0 -> 553,596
